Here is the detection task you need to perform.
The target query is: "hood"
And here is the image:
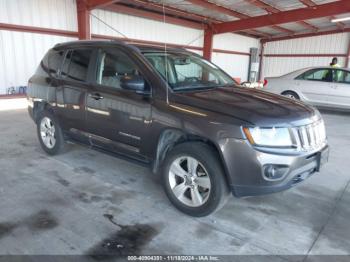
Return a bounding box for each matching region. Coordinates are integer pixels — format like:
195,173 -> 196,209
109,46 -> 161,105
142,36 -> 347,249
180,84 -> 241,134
170,86 -> 318,126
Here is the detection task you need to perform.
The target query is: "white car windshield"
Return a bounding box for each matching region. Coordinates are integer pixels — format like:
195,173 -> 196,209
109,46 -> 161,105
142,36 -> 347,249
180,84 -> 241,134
143,52 -> 236,91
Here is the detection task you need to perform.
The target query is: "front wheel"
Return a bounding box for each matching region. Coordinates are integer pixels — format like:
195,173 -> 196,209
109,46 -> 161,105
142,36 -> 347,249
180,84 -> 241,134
37,110 -> 65,155
162,142 -> 229,217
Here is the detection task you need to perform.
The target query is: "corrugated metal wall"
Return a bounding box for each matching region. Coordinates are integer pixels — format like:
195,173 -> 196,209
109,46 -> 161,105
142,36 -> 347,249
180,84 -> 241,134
0,0 -> 77,31
0,0 -> 260,95
91,9 -> 259,81
262,32 -> 350,78
0,31 -> 76,95
91,9 -> 204,48
212,33 -> 259,81
0,0 -> 78,95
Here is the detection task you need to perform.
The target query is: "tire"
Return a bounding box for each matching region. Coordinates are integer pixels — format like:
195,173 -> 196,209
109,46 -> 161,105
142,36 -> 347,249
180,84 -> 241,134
36,110 -> 65,155
282,91 -> 300,100
162,142 -> 229,217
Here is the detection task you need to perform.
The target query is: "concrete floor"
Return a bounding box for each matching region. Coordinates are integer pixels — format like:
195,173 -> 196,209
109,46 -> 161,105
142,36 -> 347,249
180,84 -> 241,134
0,108 -> 350,261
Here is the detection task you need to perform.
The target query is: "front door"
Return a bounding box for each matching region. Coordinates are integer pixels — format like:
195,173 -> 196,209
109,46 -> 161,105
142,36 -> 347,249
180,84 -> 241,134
85,47 -> 152,161
298,68 -> 334,107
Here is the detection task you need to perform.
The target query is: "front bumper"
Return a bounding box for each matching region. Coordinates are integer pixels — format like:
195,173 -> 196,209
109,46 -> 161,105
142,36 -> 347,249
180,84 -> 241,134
219,138 -> 329,197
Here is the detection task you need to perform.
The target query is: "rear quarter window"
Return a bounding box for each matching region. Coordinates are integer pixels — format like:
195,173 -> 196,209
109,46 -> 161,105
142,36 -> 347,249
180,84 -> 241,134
48,49 -> 65,75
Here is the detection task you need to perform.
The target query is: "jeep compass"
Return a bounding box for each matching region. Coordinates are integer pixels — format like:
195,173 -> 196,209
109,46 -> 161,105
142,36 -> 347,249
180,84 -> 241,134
27,40 -> 329,216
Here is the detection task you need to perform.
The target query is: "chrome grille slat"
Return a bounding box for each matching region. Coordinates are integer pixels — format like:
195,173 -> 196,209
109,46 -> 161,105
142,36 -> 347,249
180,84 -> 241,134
294,120 -> 326,151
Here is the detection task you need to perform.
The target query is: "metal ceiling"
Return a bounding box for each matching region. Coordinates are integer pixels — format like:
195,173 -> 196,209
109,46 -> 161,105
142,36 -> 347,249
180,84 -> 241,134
114,0 -> 350,39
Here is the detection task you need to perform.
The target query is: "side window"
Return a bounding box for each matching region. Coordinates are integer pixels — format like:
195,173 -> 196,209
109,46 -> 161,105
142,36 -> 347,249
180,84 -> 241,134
48,49 -> 65,75
301,69 -> 333,82
61,49 -> 93,82
334,70 -> 350,84
96,49 -> 142,89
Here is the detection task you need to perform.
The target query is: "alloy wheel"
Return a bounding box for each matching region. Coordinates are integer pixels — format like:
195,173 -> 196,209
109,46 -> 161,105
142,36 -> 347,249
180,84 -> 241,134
168,156 -> 211,207
40,117 -> 56,149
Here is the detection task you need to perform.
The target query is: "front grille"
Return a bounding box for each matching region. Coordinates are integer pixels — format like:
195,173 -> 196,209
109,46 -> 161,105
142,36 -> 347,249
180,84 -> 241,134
292,120 -> 327,151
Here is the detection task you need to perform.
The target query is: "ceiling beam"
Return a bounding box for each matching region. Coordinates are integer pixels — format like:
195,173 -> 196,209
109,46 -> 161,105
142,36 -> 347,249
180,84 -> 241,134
87,0 -> 121,10
213,0 -> 350,34
109,0 -> 271,38
246,0 -> 318,31
186,0 -> 249,19
262,27 -> 350,43
330,15 -> 346,29
186,0 -> 293,35
298,0 -> 317,7
103,4 -> 206,30
134,0 -> 272,37
299,0 -> 345,29
119,0 -> 215,24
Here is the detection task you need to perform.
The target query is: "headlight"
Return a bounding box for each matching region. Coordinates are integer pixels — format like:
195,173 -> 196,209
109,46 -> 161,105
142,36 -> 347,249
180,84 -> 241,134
243,127 -> 293,147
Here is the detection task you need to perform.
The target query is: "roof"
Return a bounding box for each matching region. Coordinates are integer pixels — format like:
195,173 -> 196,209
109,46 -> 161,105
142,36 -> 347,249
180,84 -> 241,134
54,39 -> 125,48
54,40 -> 192,53
278,66 -> 350,78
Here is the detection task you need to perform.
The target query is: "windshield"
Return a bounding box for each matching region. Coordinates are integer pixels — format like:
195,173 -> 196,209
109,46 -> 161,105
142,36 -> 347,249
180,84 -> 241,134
143,52 -> 236,91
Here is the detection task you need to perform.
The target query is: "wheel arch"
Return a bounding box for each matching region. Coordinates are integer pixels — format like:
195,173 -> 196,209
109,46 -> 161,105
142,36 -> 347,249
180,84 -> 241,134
33,101 -> 55,123
152,128 -> 232,187
281,90 -> 301,99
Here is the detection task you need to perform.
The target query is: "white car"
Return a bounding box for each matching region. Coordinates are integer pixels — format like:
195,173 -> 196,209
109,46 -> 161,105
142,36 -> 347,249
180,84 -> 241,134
263,67 -> 350,110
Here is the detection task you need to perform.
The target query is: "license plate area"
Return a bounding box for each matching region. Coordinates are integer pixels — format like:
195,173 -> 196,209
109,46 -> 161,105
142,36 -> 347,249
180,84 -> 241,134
316,146 -> 329,172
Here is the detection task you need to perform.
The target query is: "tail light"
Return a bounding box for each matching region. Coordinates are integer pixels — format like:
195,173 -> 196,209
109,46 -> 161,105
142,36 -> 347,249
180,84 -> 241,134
263,79 -> 268,87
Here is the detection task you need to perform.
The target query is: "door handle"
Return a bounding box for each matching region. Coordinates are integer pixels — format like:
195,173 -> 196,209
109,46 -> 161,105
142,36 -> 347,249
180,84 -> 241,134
89,93 -> 104,100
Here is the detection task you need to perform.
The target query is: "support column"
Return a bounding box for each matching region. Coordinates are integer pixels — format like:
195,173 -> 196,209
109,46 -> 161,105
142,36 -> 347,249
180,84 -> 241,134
77,0 -> 91,40
203,28 -> 213,61
258,41 -> 265,80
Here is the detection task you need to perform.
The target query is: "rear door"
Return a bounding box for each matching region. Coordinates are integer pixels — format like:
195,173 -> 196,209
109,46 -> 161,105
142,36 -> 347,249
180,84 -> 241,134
85,47 -> 152,161
56,48 -> 96,139
297,68 -> 334,106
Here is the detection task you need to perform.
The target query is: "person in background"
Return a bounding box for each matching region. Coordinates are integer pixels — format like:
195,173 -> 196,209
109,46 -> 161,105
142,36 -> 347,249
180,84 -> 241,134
323,57 -> 340,81
330,57 -> 340,68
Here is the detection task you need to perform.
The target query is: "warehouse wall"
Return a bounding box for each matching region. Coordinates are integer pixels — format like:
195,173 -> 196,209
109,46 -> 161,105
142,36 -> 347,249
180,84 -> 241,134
0,31 -> 76,95
0,0 -> 259,95
212,33 -> 259,82
91,10 -> 259,82
262,32 -> 350,78
0,0 -> 77,31
0,0 -> 78,95
91,9 -> 204,49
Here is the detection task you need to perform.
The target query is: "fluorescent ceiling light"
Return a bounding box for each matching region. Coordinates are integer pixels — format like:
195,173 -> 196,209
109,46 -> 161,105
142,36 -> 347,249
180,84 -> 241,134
331,17 -> 350,23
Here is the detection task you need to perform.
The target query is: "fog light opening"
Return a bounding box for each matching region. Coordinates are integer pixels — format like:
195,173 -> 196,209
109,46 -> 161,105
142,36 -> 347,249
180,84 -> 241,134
263,164 -> 289,180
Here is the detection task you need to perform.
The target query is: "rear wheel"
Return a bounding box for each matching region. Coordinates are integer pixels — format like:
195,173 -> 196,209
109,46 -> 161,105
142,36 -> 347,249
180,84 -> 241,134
37,111 -> 65,155
282,91 -> 300,100
162,142 -> 229,217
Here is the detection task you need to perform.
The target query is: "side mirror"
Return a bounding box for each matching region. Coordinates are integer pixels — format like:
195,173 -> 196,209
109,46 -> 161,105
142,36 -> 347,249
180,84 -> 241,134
120,75 -> 145,91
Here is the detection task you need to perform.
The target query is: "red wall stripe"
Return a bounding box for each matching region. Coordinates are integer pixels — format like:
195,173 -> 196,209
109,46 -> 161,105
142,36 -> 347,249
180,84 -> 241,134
0,23 -> 78,37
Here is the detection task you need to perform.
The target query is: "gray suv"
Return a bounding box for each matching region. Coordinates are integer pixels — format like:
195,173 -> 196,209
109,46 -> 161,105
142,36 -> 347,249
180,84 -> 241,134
27,40 -> 329,216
